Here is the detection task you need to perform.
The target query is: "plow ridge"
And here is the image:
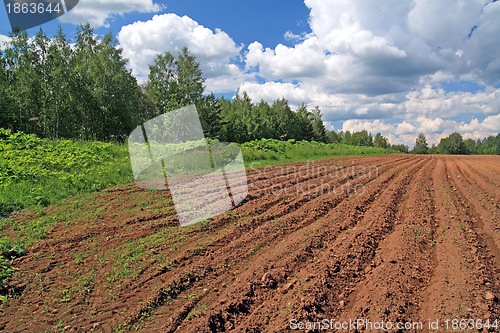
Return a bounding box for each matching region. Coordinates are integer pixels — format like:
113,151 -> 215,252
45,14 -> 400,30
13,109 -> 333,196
1,155 -> 499,333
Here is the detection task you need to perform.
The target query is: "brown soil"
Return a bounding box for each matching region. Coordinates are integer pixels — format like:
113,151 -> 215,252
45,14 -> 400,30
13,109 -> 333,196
1,154 -> 499,332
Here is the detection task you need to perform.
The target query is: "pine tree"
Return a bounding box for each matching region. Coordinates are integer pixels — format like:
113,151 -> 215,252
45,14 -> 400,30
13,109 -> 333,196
197,93 -> 223,139
145,48 -> 205,115
311,106 -> 327,142
374,133 -> 389,148
412,133 -> 429,154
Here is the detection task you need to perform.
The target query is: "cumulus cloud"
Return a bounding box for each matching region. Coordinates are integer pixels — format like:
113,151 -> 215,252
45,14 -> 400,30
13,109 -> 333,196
0,35 -> 11,50
240,79 -> 500,125
246,37 -> 326,79
235,0 -> 500,144
59,0 -> 162,27
239,0 -> 500,93
463,1 -> 500,85
408,0 -> 483,49
241,80 -> 499,146
118,13 -> 246,91
242,0 -> 448,97
404,85 -> 500,119
395,122 -> 417,135
109,0 -> 498,143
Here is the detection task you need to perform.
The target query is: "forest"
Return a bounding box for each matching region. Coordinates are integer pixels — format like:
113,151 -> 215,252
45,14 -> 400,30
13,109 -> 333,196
0,24 -> 331,144
0,25 -> 498,154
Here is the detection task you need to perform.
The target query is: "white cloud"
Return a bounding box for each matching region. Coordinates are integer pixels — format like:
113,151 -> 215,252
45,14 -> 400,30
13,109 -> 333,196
204,64 -> 248,93
395,121 -> 417,135
476,113 -> 500,131
284,31 -> 307,42
342,119 -> 395,134
0,35 -> 11,50
463,1 -> 500,85
118,13 -> 245,91
238,0 -> 500,94
59,0 -> 162,27
240,0 -> 454,100
408,0 -> 484,50
404,85 -> 500,119
109,0 -> 498,143
246,38 -> 326,79
240,81 -> 314,105
233,0 -> 499,144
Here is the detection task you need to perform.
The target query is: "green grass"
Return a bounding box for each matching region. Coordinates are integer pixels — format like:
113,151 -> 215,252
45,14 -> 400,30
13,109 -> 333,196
242,138 -> 398,168
0,236 -> 26,290
0,128 -> 133,215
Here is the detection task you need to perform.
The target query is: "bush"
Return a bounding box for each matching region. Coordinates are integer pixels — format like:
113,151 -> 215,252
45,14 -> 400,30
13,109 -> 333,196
0,129 -> 133,214
438,133 -> 466,154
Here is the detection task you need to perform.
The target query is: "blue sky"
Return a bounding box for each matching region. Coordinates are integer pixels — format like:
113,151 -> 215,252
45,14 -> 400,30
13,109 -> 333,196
1,0 -> 499,146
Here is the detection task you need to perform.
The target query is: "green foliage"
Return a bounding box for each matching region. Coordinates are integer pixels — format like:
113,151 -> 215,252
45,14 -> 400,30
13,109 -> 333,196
350,130 -> 373,147
464,138 -> 477,155
196,94 -> 223,139
0,255 -> 14,290
144,47 -> 205,115
241,138 -> 396,167
0,237 -> 25,290
412,133 -> 429,154
0,128 -> 132,214
336,129 -> 381,147
374,133 -> 390,149
428,144 -> 438,154
310,106 -> 328,142
216,95 -> 331,144
438,132 -> 466,154
1,24 -> 142,141
326,130 -> 342,143
0,237 -> 26,259
295,104 -> 315,141
391,144 -> 409,153
410,132 -> 498,155
241,138 -> 293,153
476,134 -> 500,155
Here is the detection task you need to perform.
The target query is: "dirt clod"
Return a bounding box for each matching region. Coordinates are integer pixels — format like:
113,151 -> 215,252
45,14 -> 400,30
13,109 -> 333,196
485,291 -> 496,301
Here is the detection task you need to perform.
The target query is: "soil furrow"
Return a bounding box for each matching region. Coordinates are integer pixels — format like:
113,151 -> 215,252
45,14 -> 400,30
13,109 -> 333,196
2,155 -> 499,333
419,157 -> 499,329
182,157 -> 431,332
332,156 -> 437,329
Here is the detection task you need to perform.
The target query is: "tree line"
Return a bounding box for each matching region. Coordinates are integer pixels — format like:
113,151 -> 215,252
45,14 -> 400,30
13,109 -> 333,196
1,25 -> 143,141
412,132 -> 500,155
0,25 -> 328,143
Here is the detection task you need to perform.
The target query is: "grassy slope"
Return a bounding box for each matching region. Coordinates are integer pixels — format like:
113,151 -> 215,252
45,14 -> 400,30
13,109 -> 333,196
241,139 -> 397,168
0,129 -> 133,215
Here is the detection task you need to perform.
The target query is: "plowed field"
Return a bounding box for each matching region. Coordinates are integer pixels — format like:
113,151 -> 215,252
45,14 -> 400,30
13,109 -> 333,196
1,154 -> 499,332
